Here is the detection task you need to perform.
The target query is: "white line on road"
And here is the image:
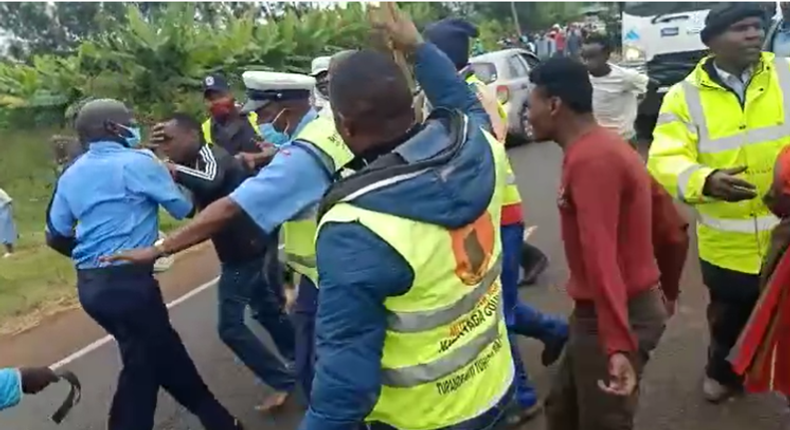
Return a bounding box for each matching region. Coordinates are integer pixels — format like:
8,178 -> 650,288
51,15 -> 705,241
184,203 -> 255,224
50,277 -> 220,370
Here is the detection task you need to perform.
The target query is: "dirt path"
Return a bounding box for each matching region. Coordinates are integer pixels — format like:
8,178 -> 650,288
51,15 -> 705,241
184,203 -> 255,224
0,245 -> 220,367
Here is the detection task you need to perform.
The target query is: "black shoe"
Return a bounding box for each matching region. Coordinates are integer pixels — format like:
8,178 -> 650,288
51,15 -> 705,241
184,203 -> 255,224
519,243 -> 549,286
541,335 -> 567,367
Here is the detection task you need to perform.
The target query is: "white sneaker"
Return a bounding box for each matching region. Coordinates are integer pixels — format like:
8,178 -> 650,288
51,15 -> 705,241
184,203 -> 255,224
703,376 -> 737,403
2,252 -> 11,259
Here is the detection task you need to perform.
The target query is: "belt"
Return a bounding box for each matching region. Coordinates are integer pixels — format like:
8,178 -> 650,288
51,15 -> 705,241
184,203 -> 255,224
51,370 -> 82,424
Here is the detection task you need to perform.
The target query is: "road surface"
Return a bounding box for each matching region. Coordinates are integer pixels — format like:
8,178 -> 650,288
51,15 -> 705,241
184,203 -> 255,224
2,142 -> 789,430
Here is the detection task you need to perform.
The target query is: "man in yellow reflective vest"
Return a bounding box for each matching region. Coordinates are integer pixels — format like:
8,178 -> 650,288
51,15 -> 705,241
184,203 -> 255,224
648,3 -> 790,403
104,67 -> 358,406
298,12 -> 514,430
425,18 -> 568,425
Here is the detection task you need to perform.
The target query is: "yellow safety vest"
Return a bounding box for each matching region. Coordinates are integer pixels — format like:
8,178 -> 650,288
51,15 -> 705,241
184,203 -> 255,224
465,74 -> 522,208
201,112 -> 260,146
282,116 -> 355,285
649,52 -> 790,274
317,126 -> 514,430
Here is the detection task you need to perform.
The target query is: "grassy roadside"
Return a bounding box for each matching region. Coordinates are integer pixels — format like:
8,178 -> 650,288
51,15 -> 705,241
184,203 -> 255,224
0,127 -> 181,333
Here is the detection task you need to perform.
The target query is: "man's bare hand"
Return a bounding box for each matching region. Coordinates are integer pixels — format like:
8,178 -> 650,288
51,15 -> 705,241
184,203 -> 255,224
370,3 -> 423,53
703,166 -> 757,202
598,353 -> 637,396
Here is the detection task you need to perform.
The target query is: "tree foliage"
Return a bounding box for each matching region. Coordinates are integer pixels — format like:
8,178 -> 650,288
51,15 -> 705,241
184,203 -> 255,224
0,2 -> 589,128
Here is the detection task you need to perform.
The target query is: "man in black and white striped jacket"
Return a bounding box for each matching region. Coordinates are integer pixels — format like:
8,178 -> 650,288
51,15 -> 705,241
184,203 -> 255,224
151,113 -> 297,411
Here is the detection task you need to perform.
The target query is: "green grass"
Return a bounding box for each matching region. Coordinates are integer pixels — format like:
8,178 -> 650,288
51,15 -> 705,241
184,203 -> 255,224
0,127 -> 182,328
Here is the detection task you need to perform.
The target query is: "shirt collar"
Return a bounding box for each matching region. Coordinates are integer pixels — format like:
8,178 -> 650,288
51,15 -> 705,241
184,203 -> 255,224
713,62 -> 753,85
88,140 -> 126,151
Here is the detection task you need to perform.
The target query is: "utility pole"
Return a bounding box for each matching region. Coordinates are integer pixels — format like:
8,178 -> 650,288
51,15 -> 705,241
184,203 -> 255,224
510,1 -> 523,37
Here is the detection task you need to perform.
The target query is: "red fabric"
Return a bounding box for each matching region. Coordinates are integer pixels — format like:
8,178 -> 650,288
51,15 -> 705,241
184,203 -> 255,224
559,126 -> 660,355
731,249 -> 790,395
650,178 -> 690,301
501,203 -> 524,226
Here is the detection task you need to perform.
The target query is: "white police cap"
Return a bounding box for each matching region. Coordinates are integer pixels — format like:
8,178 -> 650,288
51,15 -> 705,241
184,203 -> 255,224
240,71 -> 316,113
311,56 -> 331,77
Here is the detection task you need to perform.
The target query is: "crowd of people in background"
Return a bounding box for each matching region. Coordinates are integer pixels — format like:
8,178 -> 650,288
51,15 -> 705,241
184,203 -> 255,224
498,22 -> 595,60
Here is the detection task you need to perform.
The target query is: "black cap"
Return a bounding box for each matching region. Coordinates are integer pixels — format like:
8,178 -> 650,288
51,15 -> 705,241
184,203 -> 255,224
203,74 -> 230,97
701,2 -> 765,46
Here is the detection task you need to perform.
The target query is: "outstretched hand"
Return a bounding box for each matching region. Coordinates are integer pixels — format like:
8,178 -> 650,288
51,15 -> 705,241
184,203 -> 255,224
369,3 -> 422,53
100,247 -> 161,265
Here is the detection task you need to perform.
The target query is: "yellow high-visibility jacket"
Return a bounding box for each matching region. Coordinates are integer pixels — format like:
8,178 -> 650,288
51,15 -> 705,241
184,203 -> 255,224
648,52 -> 790,274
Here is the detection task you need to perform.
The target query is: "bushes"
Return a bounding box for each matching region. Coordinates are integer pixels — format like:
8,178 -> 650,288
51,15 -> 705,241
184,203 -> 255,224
0,2 -> 471,126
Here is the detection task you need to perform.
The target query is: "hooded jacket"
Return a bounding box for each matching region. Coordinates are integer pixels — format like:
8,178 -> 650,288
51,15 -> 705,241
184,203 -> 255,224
299,42 -> 497,430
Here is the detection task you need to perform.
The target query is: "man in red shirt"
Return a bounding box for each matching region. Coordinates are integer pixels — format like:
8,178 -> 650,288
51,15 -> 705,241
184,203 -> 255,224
526,57 -> 673,429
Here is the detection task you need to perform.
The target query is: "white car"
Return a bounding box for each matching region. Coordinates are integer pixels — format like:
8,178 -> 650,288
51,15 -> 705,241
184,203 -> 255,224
470,48 -> 541,146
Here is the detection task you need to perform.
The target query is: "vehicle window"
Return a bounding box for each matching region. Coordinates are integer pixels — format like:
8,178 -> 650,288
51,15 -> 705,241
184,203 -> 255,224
469,62 -> 498,84
519,53 -> 540,70
507,56 -> 529,77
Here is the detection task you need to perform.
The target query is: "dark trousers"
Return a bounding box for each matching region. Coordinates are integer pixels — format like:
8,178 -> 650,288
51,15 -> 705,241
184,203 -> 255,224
699,259 -> 761,386
291,272 -> 320,402
77,265 -> 236,430
218,258 -> 296,392
545,288 -> 667,430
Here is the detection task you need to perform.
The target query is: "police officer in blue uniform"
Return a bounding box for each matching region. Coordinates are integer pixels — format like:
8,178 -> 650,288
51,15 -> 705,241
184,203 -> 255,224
47,99 -> 242,430
104,71 -> 352,405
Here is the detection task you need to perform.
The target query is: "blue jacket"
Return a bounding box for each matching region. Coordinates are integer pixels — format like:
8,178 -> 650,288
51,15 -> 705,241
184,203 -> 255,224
0,368 -> 21,411
299,43 -> 496,430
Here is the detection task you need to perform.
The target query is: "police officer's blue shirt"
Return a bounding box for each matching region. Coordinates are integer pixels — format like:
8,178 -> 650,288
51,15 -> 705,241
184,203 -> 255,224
228,108 -> 325,311
299,42 -> 496,430
0,368 -> 21,411
47,141 -> 193,269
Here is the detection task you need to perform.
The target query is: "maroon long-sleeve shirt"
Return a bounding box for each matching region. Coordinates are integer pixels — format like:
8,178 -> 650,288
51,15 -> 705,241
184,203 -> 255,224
559,126 -> 661,356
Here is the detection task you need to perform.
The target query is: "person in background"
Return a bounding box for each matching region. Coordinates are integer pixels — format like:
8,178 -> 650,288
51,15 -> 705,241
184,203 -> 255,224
0,367 -> 59,411
201,74 -> 270,171
581,33 -> 649,146
648,3 -> 789,403
424,17 -> 569,425
151,112 -> 296,412
0,187 -> 16,258
765,2 -> 790,56
553,25 -> 566,57
310,56 -> 332,116
566,25 -> 582,59
46,99 -> 242,430
527,57 -> 670,430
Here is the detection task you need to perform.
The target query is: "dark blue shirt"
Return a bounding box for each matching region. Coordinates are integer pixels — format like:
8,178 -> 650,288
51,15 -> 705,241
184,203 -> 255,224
47,141 -> 193,269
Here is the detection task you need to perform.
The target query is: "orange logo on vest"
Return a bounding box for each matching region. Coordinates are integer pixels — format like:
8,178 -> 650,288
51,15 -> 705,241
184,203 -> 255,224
449,211 -> 495,286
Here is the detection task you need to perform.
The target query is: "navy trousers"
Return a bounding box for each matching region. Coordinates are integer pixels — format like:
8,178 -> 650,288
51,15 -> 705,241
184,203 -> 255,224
77,265 -> 236,430
292,275 -> 318,402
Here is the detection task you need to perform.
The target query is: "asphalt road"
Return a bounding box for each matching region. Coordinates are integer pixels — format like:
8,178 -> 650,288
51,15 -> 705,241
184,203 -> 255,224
2,142 -> 790,430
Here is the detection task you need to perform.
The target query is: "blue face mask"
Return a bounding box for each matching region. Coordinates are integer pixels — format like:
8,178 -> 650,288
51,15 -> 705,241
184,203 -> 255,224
258,109 -> 290,147
259,123 -> 290,147
118,124 -> 142,148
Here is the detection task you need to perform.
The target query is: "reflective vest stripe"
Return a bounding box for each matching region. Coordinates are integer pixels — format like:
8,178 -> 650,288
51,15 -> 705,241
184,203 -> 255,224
656,112 -> 696,134
682,57 -> 790,154
381,314 -> 502,388
387,256 -> 502,333
285,253 -> 316,269
677,164 -> 705,201
698,213 -> 779,233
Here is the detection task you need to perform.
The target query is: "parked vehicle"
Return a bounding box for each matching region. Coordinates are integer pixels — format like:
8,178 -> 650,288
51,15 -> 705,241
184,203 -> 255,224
470,48 -> 541,146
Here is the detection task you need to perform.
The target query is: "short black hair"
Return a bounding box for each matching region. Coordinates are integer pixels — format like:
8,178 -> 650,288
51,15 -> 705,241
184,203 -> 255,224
167,112 -> 202,133
328,49 -> 412,124
529,57 -> 593,114
583,32 -> 611,53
